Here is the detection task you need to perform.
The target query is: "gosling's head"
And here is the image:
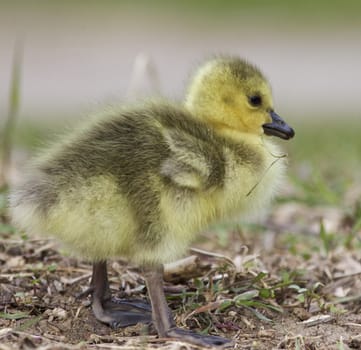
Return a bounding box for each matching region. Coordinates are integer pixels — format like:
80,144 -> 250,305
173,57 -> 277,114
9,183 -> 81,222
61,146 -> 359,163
185,57 -> 294,140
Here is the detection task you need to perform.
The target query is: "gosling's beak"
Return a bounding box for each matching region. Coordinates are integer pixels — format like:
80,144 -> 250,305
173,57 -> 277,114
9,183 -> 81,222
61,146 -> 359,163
263,111 -> 295,140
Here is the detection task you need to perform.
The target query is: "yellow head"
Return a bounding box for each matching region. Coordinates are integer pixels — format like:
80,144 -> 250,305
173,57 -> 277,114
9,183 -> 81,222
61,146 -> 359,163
185,57 -> 294,140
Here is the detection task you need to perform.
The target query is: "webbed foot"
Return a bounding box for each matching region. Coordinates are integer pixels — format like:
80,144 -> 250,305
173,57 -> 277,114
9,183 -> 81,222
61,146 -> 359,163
144,266 -> 233,348
89,261 -> 152,327
93,297 -> 152,328
166,327 -> 233,348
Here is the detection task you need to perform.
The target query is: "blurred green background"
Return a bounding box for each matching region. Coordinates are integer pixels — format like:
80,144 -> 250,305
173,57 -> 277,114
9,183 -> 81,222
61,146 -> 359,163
1,0 -> 360,203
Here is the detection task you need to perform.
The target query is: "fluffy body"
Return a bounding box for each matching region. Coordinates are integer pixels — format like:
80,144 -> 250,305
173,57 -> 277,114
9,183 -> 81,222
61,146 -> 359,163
10,103 -> 284,266
9,57 -> 288,267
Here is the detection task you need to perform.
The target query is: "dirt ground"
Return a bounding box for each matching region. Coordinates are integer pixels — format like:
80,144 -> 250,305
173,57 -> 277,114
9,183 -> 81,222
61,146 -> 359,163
1,194 -> 361,350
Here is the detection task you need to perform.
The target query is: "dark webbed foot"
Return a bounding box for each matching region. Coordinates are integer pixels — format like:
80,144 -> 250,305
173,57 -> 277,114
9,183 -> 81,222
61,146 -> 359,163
93,297 -> 152,328
144,266 -> 233,348
89,261 -> 152,328
166,328 -> 233,348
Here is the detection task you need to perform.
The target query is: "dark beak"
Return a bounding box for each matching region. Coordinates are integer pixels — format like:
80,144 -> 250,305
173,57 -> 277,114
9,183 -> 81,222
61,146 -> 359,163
263,111 -> 295,140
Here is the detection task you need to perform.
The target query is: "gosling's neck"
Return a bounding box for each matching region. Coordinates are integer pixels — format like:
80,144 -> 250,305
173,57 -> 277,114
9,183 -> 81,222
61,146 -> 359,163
185,106 -> 262,146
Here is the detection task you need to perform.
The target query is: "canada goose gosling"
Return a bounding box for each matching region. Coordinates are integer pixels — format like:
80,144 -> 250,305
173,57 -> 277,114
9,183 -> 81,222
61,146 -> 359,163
10,56 -> 294,347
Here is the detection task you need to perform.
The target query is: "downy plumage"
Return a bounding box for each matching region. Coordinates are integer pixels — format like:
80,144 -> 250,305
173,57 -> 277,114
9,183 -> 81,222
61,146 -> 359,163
9,56 -> 294,347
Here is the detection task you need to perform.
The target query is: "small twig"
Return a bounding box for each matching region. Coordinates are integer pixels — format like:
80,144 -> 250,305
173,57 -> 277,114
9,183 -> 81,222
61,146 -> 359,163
190,247 -> 236,268
42,332 -> 67,342
0,328 -> 13,338
184,299 -> 229,323
299,314 -> 333,327
333,270 -> 361,280
164,255 -> 211,282
0,273 -> 35,279
74,306 -> 83,319
60,272 -> 92,286
246,139 -> 287,197
344,322 -> 361,328
331,293 -> 361,304
351,333 -> 361,339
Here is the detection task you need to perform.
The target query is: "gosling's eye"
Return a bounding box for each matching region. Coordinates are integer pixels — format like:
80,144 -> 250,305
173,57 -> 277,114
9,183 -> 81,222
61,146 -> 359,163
248,95 -> 262,107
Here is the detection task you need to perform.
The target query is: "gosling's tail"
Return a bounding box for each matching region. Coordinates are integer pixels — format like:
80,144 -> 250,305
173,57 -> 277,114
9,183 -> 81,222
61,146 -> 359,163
8,176 -> 56,235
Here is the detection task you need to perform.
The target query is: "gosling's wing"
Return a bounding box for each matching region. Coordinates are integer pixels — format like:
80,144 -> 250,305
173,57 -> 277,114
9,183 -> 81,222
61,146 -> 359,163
161,128 -> 225,190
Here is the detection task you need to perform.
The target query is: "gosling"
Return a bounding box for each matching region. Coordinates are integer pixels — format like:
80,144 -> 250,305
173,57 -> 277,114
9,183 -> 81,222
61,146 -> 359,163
10,56 -> 294,347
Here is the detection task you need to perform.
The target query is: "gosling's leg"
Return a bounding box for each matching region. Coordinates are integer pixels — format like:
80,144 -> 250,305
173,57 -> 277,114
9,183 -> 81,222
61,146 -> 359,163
89,261 -> 152,328
144,265 -> 233,348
